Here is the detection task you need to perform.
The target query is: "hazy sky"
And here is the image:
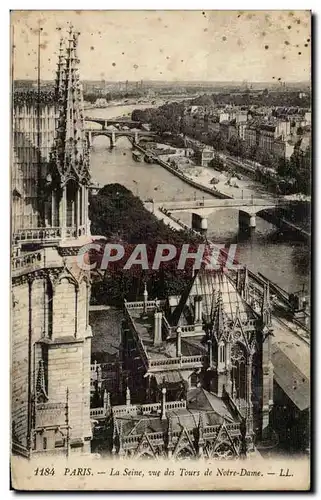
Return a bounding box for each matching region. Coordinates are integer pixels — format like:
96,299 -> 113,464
11,10 -> 311,82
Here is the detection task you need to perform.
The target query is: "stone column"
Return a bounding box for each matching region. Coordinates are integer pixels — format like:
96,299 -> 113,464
208,339 -> 213,368
81,185 -> 85,228
249,214 -> 256,228
51,190 -> 56,227
225,341 -> 232,394
76,187 -> 81,236
84,187 -> 90,235
239,211 -> 256,231
59,185 -> 67,239
269,360 -> 274,406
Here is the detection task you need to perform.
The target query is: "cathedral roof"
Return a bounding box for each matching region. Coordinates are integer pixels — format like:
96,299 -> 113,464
187,388 -> 237,422
115,405 -> 237,438
171,269 -> 255,326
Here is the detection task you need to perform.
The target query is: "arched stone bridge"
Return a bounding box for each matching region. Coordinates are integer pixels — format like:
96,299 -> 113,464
85,129 -> 157,148
84,117 -> 142,129
149,197 -> 292,232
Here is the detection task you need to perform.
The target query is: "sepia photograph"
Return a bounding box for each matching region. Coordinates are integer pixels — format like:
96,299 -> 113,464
10,9 -> 311,491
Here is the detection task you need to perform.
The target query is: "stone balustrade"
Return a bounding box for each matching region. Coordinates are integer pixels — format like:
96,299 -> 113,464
107,400 -> 187,420
112,405 -> 138,417
12,250 -> 43,271
125,300 -> 165,310
139,400 -> 186,414
13,224 -> 87,244
90,407 -> 105,418
13,227 -> 62,242
148,354 -> 206,372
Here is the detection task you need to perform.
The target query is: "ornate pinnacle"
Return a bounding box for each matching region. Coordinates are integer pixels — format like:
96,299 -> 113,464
212,290 -> 228,340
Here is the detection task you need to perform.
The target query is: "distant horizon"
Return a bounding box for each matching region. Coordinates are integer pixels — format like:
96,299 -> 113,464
14,78 -> 311,85
11,11 -> 311,83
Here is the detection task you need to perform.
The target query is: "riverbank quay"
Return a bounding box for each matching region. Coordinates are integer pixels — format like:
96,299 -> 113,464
134,143 -> 229,199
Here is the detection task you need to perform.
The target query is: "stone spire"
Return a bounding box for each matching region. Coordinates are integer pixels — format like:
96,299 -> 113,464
126,385 -> 131,407
65,387 -> 70,457
52,25 -> 90,186
55,36 -> 66,100
243,266 -> 249,301
236,269 -> 241,292
261,283 -> 272,327
36,359 -> 48,402
161,387 -> 167,420
212,290 -> 228,341
143,281 -> 148,300
198,412 -> 205,456
207,339 -> 213,368
142,281 -> 148,316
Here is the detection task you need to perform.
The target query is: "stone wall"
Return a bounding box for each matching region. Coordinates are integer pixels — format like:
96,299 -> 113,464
12,258 -> 92,455
11,281 -> 30,447
12,104 -> 58,232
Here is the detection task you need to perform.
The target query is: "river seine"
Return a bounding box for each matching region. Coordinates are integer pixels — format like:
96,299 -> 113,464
86,105 -> 309,293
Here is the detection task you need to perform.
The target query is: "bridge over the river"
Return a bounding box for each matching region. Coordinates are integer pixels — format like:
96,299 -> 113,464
85,117 -> 142,129
147,197 -> 292,232
86,128 -> 157,148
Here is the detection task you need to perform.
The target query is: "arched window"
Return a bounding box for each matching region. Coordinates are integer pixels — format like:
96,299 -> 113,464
219,344 -> 226,364
66,180 -> 78,229
212,442 -> 235,460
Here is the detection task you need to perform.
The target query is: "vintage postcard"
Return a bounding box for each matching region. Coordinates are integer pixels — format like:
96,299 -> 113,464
10,10 -> 311,491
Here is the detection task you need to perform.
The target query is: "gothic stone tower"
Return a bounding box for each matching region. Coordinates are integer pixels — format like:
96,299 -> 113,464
11,27 -> 93,457
205,272 -> 274,441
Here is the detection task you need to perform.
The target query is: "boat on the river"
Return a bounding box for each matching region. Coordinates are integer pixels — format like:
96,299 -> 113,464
132,150 -> 143,162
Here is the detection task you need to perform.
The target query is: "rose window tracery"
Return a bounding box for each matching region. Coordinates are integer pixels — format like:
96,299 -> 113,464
231,343 -> 246,363
212,442 -> 235,460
